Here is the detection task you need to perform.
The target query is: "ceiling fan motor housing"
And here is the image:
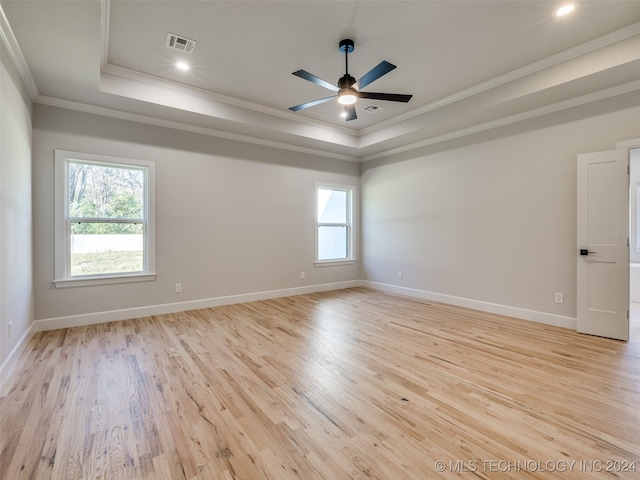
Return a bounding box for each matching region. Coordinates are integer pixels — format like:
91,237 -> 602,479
338,74 -> 356,89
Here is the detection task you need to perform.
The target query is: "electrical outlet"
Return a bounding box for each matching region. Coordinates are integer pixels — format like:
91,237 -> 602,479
176,283 -> 182,293
300,272 -> 305,280
555,293 -> 564,304
397,272 -> 403,280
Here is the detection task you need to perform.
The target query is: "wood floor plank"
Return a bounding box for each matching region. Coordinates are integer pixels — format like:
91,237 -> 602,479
2,287 -> 640,479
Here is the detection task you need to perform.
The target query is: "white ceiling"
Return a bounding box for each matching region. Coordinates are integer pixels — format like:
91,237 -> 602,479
2,0 -> 640,161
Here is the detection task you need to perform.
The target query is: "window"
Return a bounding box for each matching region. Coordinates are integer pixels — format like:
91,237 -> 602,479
54,150 -> 156,287
316,184 -> 355,264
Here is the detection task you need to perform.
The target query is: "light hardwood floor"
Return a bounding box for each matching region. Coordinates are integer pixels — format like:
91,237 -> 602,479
2,287 -> 640,479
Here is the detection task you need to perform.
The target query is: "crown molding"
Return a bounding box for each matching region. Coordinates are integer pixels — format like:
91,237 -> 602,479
35,71 -> 640,165
100,63 -> 357,138
35,95 -> 360,162
99,3 -> 354,139
13,2 -> 640,164
362,78 -> 640,162
360,21 -> 640,137
0,4 -> 39,100
100,0 -> 110,67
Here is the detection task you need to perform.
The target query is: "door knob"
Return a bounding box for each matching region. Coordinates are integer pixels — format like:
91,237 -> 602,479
579,249 -> 596,256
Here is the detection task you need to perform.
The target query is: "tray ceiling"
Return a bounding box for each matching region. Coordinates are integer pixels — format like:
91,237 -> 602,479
2,0 -> 640,160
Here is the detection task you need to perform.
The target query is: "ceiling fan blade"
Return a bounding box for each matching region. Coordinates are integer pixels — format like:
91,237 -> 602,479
344,105 -> 357,121
354,61 -> 396,91
292,70 -> 339,92
289,95 -> 337,112
357,92 -> 413,103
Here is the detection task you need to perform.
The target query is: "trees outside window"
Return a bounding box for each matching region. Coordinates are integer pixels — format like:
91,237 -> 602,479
54,151 -> 155,286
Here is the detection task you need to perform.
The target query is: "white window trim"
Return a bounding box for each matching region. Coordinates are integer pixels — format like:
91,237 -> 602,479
315,182 -> 357,266
53,150 -> 157,288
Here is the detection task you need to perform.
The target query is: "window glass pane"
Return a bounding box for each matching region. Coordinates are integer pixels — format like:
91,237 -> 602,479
318,225 -> 348,260
68,162 -> 144,219
70,223 -> 143,276
318,188 -> 347,223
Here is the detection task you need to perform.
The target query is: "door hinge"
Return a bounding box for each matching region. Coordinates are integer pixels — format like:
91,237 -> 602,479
627,309 -> 630,320
628,163 -> 631,175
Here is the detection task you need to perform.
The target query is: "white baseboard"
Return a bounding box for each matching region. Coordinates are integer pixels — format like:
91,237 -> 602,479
32,280 -> 362,332
4,279 -> 576,389
0,324 -> 35,391
362,281 -> 577,330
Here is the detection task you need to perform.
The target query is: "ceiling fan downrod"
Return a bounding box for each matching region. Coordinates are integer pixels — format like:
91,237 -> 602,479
338,39 -> 356,90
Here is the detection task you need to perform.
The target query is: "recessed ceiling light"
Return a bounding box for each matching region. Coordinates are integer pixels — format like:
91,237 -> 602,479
556,4 -> 576,17
175,62 -> 190,71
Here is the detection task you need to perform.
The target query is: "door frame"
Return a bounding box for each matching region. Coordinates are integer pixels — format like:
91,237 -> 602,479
575,138 -> 640,341
620,139 -> 640,341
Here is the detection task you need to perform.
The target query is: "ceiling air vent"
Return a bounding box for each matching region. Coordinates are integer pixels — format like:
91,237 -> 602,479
363,104 -> 384,114
165,33 -> 197,54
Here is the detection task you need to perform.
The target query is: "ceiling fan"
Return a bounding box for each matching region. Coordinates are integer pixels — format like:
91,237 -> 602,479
289,39 -> 412,121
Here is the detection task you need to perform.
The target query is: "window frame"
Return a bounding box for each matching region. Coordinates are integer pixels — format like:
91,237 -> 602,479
53,150 -> 156,287
315,182 -> 357,266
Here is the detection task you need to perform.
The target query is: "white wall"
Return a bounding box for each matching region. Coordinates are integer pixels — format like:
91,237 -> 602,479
32,105 -> 360,326
0,41 -> 33,371
19,64 -> 640,343
361,101 -> 640,322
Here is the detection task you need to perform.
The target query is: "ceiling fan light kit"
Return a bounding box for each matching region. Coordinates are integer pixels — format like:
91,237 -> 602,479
289,38 -> 412,121
338,88 -> 357,105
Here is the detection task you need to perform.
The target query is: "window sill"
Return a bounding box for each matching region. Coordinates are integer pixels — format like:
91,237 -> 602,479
314,259 -> 357,267
53,272 -> 157,288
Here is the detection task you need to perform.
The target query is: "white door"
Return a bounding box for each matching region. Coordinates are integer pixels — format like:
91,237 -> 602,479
577,149 -> 629,340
